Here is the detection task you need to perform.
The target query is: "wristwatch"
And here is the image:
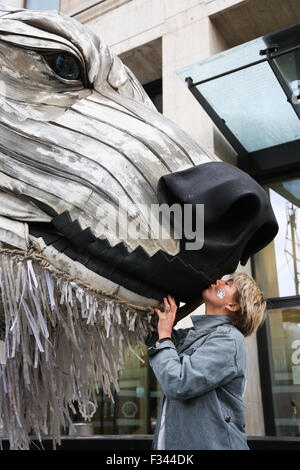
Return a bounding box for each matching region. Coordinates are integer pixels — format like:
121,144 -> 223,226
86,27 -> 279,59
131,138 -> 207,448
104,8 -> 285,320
155,337 -> 173,347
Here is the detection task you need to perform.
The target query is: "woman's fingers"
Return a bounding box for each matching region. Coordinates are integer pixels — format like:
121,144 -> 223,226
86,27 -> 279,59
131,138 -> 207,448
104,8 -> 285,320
163,297 -> 170,312
154,297 -> 177,337
167,295 -> 177,314
168,295 -> 176,309
154,296 -> 177,316
154,307 -> 167,317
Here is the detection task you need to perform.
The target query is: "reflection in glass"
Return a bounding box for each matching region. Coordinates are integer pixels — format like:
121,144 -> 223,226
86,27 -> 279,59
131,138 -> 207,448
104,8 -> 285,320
255,177 -> 299,298
266,307 -> 300,436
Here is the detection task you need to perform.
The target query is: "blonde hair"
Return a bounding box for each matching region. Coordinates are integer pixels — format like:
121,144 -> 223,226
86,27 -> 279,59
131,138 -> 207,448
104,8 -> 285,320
229,272 -> 266,337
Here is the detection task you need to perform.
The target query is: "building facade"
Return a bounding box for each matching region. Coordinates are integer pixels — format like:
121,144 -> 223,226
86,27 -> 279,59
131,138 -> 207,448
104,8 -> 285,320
6,0 -> 300,439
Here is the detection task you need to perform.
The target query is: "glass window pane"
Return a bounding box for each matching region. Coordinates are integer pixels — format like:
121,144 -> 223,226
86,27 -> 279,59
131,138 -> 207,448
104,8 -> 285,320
266,306 -> 300,436
26,0 -> 60,10
254,176 -> 300,298
196,61 -> 300,152
116,344 -> 147,434
176,36 -> 266,85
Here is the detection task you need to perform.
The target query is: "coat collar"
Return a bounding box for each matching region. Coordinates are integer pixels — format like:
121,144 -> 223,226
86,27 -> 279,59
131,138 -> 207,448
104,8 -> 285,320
190,314 -> 231,330
176,314 -> 232,354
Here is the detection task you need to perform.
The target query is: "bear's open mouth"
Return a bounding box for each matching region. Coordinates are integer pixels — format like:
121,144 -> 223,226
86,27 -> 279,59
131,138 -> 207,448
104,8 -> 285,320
27,208 -> 169,302
27,206 -> 214,305
0,190 -> 213,304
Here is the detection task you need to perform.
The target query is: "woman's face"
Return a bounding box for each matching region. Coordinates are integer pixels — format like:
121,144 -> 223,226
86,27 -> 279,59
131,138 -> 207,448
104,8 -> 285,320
202,278 -> 239,308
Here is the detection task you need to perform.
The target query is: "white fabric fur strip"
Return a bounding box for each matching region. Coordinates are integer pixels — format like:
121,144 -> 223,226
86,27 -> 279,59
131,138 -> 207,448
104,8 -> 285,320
0,249 -> 156,450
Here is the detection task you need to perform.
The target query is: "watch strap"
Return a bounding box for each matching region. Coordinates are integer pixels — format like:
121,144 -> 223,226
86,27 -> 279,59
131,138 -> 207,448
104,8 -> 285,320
157,337 -> 172,344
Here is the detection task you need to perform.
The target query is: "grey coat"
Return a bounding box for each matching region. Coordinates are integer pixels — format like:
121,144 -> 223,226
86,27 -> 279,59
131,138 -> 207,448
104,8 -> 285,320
147,314 -> 249,450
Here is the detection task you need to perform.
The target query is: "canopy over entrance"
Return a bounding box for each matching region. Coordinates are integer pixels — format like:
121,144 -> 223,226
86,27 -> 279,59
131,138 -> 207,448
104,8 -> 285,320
177,22 -> 300,181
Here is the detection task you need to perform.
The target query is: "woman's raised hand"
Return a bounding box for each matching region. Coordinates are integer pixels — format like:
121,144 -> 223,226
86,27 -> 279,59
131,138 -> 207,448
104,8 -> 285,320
154,295 -> 177,339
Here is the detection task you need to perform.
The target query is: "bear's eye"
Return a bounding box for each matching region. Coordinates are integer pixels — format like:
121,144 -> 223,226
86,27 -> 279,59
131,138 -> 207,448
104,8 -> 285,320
44,53 -> 82,81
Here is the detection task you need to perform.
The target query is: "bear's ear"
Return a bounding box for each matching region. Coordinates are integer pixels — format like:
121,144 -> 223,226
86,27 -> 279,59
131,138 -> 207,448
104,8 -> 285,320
107,55 -> 129,90
106,54 -> 157,111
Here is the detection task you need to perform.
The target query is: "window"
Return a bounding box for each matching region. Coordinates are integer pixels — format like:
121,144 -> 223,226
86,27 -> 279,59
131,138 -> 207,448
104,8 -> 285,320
26,0 -> 60,10
263,306 -> 300,436
254,176 -> 300,436
255,177 -> 299,298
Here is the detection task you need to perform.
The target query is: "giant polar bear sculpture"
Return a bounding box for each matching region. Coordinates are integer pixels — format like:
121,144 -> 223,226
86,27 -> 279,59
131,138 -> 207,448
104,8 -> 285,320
0,5 -> 278,449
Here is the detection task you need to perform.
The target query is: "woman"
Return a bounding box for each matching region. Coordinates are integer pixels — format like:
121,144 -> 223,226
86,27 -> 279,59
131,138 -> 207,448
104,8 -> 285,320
146,272 -> 266,450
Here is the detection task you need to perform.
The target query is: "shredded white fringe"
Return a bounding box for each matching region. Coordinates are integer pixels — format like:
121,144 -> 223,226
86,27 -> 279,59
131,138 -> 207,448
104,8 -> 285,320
0,249 -> 156,450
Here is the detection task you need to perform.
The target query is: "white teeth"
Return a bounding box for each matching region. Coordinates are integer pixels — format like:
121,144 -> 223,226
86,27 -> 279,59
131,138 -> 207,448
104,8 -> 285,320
30,235 -> 160,308
217,288 -> 225,299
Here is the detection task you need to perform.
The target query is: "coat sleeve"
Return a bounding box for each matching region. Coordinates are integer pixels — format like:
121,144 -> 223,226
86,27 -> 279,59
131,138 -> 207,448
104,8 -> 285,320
144,326 -> 191,348
147,329 -> 238,400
